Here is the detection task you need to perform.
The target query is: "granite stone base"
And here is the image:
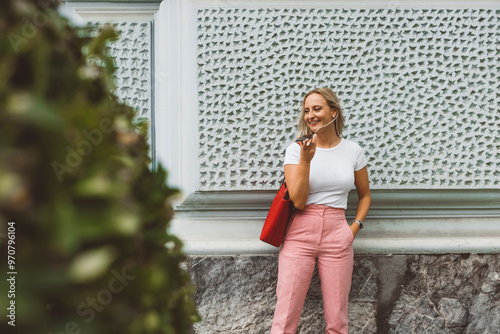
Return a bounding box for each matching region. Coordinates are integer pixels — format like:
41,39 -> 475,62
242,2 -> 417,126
188,254 -> 500,333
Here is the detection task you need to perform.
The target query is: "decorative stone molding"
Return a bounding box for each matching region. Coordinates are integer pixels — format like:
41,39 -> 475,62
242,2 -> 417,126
173,186 -> 500,255
176,189 -> 500,218
172,188 -> 500,255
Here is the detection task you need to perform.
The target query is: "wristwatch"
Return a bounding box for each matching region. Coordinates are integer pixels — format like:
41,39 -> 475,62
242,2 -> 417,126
352,219 -> 364,229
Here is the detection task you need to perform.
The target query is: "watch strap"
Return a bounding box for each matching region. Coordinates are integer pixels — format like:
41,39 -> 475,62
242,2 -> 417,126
352,219 -> 364,229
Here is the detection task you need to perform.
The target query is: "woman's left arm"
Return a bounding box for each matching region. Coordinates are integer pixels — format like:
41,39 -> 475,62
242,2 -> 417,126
350,166 -> 371,238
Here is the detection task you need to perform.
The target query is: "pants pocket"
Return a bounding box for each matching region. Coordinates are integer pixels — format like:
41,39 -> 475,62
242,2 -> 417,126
284,212 -> 314,242
343,222 -> 354,244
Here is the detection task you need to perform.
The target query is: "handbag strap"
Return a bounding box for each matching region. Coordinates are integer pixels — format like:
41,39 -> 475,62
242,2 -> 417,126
280,178 -> 290,200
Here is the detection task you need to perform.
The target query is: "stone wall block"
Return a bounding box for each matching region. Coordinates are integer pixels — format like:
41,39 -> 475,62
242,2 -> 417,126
388,294 -> 447,334
348,302 -> 378,334
190,256 -> 278,333
189,254 -> 500,333
438,297 -> 468,328
466,293 -> 500,333
388,254 -> 500,333
350,258 -> 378,302
481,271 -> 500,294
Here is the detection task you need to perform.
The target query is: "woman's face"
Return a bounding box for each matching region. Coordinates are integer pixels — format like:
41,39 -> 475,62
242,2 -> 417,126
303,93 -> 336,133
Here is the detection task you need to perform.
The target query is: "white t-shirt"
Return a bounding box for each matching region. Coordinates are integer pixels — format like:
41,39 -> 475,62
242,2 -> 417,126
283,138 -> 367,209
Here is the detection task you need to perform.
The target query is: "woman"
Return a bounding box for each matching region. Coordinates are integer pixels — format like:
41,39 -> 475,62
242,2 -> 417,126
270,88 -> 371,334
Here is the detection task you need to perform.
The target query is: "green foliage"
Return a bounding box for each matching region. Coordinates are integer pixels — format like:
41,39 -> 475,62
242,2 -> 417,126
0,0 -> 199,333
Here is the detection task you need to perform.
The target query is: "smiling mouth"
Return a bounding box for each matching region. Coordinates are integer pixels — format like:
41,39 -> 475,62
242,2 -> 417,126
310,121 -> 319,125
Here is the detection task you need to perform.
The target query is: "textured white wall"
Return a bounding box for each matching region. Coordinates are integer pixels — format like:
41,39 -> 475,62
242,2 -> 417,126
88,21 -> 152,122
60,2 -> 160,164
196,8 -> 499,190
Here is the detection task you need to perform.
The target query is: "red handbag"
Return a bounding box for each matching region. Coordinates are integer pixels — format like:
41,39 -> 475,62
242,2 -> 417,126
260,181 -> 294,247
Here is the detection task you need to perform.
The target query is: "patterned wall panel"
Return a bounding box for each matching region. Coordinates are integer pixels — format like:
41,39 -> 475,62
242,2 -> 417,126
196,8 -> 499,190
88,21 -> 152,124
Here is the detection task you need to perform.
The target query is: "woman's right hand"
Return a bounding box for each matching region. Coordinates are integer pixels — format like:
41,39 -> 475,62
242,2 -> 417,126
298,134 -> 317,163
286,134 -> 316,210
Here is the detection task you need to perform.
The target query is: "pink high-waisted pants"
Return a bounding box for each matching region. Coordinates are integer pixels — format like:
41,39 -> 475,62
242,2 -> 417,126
270,204 -> 354,334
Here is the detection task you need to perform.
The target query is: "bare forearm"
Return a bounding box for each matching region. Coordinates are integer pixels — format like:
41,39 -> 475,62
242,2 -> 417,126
288,161 -> 310,210
354,195 -> 371,221
285,137 -> 316,210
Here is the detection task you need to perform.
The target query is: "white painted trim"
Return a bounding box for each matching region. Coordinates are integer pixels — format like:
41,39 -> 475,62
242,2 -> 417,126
171,216 -> 500,255
60,2 -> 161,23
180,0 -> 201,198
62,2 -> 162,12
155,0 -> 200,198
156,0 -> 182,191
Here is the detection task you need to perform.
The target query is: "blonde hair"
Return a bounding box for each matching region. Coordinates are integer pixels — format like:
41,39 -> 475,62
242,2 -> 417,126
297,88 -> 345,138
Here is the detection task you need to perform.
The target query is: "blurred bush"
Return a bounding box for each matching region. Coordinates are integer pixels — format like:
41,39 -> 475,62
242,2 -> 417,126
0,0 -> 199,333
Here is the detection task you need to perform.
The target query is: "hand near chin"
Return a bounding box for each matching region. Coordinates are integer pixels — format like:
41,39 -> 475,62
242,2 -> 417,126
299,134 -> 317,162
